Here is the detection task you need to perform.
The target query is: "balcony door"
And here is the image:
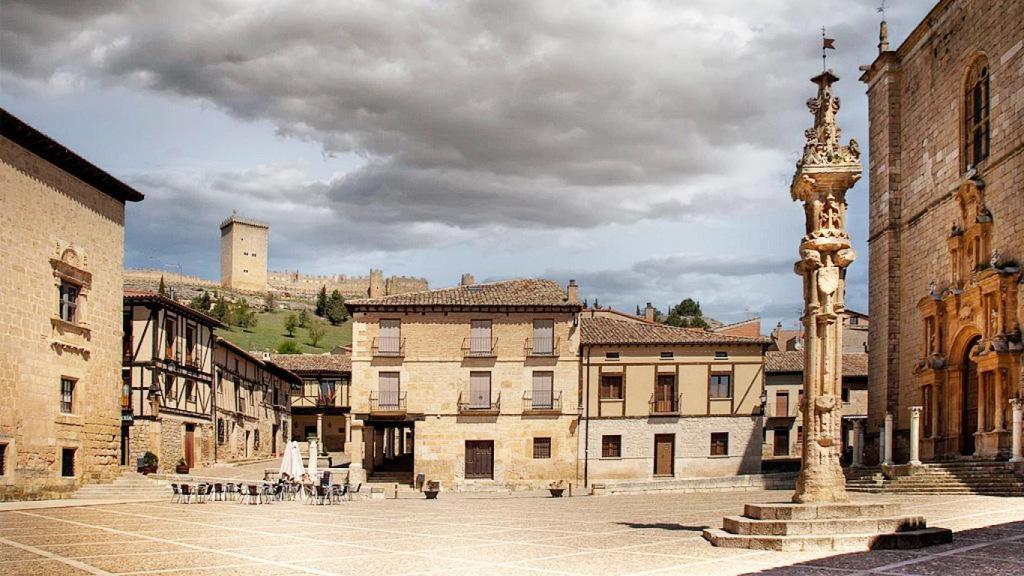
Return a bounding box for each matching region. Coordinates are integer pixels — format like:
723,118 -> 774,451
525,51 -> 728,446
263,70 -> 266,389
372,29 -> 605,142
775,392 -> 789,417
532,319 -> 554,355
773,428 -> 790,457
470,320 -> 492,354
655,374 -> 676,413
469,372 -> 491,409
379,319 -> 401,354
532,371 -> 554,409
379,372 -> 400,409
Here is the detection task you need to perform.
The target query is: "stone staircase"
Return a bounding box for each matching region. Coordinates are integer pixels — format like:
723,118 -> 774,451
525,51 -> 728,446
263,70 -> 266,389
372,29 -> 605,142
72,471 -> 171,501
846,461 -> 1024,496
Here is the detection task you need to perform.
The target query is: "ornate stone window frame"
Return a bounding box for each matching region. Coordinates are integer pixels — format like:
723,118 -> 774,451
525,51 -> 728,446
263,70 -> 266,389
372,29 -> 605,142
49,244 -> 93,348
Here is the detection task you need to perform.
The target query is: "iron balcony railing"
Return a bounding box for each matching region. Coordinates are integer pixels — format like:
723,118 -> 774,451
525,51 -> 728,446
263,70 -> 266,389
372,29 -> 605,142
369,391 -> 407,414
372,337 -> 405,357
462,337 -> 498,357
523,390 -> 562,413
457,391 -> 501,413
649,393 -> 682,416
524,336 -> 560,357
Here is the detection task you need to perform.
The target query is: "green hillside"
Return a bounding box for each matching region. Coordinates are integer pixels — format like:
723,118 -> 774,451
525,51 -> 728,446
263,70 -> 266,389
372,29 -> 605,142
216,310 -> 352,354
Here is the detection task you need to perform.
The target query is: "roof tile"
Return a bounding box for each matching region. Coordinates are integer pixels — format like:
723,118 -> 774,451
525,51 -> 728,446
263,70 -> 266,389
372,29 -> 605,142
581,316 -> 770,346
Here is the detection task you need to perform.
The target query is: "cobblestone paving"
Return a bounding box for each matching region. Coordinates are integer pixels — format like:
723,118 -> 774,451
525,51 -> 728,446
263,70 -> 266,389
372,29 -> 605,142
2,490 -> 1023,575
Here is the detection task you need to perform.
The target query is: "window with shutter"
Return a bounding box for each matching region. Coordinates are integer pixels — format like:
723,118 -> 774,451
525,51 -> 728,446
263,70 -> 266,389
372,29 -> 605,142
379,372 -> 400,409
532,371 -> 554,409
532,319 -> 554,354
470,320 -> 492,355
469,372 -> 491,409
379,320 -> 401,354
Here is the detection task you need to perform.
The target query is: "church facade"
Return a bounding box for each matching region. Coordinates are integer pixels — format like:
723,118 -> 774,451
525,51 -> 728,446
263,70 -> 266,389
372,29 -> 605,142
861,0 -> 1024,462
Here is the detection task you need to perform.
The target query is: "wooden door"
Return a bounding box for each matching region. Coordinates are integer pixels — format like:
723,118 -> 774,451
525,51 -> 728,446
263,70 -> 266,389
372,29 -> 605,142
773,428 -> 790,457
465,440 -> 494,479
184,424 -> 195,467
962,361 -> 979,455
655,375 -> 675,412
775,392 -> 789,417
653,434 -> 674,476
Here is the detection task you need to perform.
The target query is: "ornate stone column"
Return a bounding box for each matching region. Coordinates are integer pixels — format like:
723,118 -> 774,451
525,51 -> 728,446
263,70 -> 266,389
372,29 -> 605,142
790,70 -> 861,504
1011,398 -> 1024,463
909,406 -> 923,465
852,420 -> 864,467
884,413 -> 894,465
316,413 -> 324,454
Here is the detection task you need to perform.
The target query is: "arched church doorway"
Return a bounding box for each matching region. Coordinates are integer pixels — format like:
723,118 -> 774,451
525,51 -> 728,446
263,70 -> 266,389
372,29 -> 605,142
960,337 -> 980,456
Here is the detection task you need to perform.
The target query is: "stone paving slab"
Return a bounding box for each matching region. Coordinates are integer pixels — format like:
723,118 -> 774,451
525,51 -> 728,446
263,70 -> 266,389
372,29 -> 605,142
0,490 -> 1023,575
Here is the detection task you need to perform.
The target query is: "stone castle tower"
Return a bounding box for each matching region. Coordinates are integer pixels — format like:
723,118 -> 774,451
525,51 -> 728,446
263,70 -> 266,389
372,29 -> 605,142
220,212 -> 269,292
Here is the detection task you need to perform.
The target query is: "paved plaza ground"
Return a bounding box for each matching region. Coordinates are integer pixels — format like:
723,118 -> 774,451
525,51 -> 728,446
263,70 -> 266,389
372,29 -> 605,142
2,489 -> 1023,576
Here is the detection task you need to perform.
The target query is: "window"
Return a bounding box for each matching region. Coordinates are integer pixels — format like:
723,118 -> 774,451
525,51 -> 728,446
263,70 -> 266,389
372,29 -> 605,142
964,60 -> 990,170
123,312 -> 133,359
217,419 -> 226,444
923,386 -> 933,438
273,384 -> 280,406
599,374 -> 623,400
601,435 -> 622,458
710,432 -> 729,456
714,351 -> 728,360
605,352 -> 620,360
0,443 -> 6,476
165,375 -> 175,398
58,281 -> 80,322
532,371 -> 554,409
254,430 -> 261,451
533,437 -> 551,459
469,320 -> 492,355
185,326 -> 196,364
796,426 -> 803,445
798,389 -> 804,411
841,385 -> 850,403
378,319 -> 401,354
850,317 -> 859,326
709,373 -> 732,398
60,378 -> 75,414
775,391 -> 789,417
378,372 -> 401,409
164,317 -> 176,359
185,380 -> 196,402
660,351 -> 674,360
532,319 -> 555,355
61,447 -> 76,477
469,372 -> 492,408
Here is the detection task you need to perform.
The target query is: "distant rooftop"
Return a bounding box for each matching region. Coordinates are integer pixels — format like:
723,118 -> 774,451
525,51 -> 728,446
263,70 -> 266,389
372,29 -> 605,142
581,316 -> 770,346
220,212 -> 269,230
347,278 -> 580,310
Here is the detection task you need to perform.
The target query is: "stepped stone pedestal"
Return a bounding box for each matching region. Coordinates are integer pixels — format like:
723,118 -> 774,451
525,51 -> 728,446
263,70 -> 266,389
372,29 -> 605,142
703,503 -> 952,552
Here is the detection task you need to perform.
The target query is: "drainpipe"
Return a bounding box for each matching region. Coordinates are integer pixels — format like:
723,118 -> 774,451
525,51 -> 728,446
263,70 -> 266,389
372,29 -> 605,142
583,344 -> 591,489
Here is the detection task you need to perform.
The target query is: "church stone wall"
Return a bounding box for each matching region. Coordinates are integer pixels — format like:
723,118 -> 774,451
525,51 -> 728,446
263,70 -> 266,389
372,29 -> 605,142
863,0 -> 1024,461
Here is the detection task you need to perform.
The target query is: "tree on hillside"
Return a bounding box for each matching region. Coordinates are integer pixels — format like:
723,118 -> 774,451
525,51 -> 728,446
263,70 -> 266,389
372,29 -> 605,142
661,298 -> 710,329
284,313 -> 298,337
265,291 -> 276,311
232,299 -> 258,330
275,340 -> 301,354
325,290 -> 348,325
298,309 -> 309,328
307,319 -> 327,347
188,290 -> 212,313
158,276 -> 167,296
315,286 -> 328,317
210,293 -> 230,323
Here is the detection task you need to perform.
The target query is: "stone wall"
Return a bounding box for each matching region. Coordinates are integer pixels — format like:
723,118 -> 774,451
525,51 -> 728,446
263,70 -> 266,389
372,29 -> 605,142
863,0 -> 1024,461
583,416 -> 762,482
0,136 -> 127,500
267,268 -> 428,299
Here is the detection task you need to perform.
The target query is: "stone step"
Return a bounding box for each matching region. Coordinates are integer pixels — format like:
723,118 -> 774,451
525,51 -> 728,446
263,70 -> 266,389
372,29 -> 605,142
743,502 -> 903,521
703,527 -> 953,552
722,515 -> 926,536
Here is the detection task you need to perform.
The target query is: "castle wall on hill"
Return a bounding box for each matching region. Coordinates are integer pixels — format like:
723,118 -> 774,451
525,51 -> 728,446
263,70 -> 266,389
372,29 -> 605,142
124,269 -> 219,289
268,269 -> 428,298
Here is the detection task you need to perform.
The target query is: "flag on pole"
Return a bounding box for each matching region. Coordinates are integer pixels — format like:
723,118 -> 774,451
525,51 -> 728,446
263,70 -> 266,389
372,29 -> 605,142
823,38 -> 836,50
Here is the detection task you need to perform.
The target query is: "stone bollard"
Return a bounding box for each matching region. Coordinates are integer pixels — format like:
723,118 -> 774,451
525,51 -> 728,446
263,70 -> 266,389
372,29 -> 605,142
852,420 -> 864,467
909,406 -> 922,466
883,413 -> 894,465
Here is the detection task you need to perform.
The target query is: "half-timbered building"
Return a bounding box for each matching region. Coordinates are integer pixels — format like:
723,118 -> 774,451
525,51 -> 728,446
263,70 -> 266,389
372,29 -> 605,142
213,339 -> 299,462
269,352 -> 352,460
122,291 -> 219,472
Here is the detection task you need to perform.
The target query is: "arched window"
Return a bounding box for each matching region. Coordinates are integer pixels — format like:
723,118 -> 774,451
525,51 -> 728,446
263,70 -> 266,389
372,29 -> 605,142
963,60 -> 990,170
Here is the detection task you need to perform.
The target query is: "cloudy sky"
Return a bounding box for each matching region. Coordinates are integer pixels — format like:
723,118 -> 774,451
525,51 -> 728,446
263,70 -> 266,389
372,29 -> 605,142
1,0 -> 936,330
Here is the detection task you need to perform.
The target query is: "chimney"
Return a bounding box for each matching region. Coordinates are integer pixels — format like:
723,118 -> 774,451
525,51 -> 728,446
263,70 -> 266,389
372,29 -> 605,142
566,279 -> 579,304
460,273 -> 475,286
368,269 -> 384,298
878,19 -> 889,54
644,302 -> 655,322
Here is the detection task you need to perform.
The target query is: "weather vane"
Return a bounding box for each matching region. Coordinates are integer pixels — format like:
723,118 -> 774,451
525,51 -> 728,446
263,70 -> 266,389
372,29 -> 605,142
821,27 -> 836,71
878,0 -> 887,19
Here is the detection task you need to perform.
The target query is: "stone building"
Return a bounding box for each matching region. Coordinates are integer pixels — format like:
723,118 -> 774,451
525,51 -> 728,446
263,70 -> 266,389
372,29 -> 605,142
0,108 -> 144,500
219,213 -> 269,292
122,291 -> 220,472
763,351 -> 868,465
861,0 -> 1024,462
213,339 -> 299,463
579,310 -> 769,485
345,278 -> 582,490
269,352 -> 352,460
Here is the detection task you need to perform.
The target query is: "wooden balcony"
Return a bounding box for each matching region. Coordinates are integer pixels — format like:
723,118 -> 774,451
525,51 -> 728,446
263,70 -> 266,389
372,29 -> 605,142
649,393 -> 682,416
369,391 -> 407,417
767,402 -> 799,419
372,337 -> 405,358
523,391 -> 562,414
458,391 -> 500,415
462,337 -> 498,358
524,337 -> 559,357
